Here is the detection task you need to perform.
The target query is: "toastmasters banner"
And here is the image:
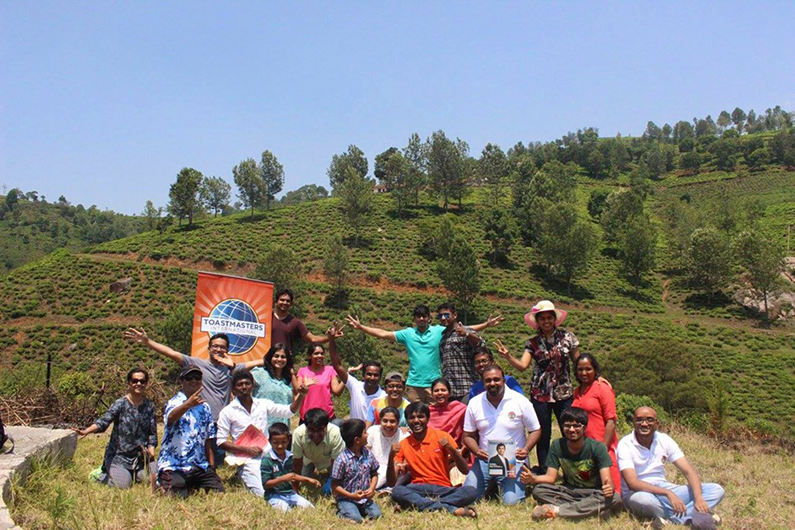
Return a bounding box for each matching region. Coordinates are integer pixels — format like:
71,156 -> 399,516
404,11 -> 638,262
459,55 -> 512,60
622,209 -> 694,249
191,272 -> 273,364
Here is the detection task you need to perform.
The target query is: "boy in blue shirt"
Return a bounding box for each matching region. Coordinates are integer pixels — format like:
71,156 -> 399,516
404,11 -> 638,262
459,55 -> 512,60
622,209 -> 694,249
331,419 -> 381,522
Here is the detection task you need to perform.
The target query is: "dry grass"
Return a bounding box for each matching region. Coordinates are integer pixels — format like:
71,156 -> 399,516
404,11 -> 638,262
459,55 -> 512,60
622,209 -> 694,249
9,425 -> 795,530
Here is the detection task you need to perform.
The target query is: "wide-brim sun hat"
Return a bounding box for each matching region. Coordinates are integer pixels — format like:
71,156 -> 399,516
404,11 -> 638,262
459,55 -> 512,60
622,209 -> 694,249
524,300 -> 567,329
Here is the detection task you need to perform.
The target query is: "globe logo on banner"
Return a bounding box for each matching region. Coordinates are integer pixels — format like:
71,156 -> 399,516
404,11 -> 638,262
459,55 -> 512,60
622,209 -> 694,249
201,299 -> 266,355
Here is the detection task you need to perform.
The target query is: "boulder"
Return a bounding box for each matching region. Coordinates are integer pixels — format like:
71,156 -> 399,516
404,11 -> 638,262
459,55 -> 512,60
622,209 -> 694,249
109,277 -> 133,293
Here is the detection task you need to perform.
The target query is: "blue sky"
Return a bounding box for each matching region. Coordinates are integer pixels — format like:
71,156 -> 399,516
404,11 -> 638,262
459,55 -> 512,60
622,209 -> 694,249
2,2 -> 794,214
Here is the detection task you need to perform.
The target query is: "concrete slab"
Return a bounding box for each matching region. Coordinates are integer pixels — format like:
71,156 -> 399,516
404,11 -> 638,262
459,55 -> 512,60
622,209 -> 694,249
0,426 -> 77,530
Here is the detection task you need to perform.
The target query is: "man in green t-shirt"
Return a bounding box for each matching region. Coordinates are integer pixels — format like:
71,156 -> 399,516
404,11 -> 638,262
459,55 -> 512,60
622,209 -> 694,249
347,305 -> 501,403
521,407 -> 615,520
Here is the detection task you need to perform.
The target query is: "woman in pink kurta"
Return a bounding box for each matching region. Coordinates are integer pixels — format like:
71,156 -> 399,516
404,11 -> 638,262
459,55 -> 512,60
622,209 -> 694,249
296,344 -> 345,421
572,353 -> 621,495
428,378 -> 467,446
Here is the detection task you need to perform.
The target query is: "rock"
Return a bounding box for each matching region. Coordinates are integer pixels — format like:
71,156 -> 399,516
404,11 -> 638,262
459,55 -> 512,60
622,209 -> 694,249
734,288 -> 795,320
109,277 -> 133,293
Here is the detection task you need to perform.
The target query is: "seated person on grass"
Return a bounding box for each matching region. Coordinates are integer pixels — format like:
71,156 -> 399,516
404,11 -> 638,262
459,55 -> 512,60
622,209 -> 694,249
618,407 -> 724,530
157,365 -> 224,497
261,422 -> 320,512
216,370 -> 308,497
292,408 -> 346,495
389,402 -> 478,518
365,372 -> 410,428
73,368 -> 157,489
521,407 -> 615,521
331,419 -> 382,523
365,406 -> 409,490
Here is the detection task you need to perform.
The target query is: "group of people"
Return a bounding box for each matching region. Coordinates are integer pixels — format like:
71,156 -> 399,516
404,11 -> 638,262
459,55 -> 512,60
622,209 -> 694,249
74,290 -> 724,529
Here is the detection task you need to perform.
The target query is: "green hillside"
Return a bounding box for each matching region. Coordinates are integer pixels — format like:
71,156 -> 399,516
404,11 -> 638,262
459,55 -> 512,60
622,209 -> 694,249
2,163 -> 794,439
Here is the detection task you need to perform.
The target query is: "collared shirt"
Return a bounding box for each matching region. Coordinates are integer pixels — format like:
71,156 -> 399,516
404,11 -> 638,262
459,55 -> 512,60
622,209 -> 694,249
468,375 -> 525,400
617,431 -> 685,496
394,324 -> 445,387
158,391 -> 216,473
346,375 -> 385,421
261,448 -> 295,497
94,396 -> 157,472
251,367 -> 294,431
216,396 -> 294,453
366,396 -> 410,426
395,427 -> 458,487
291,423 -> 345,472
464,388 -> 540,452
524,328 -> 580,403
331,447 -> 379,504
181,354 -> 246,421
440,325 -> 485,398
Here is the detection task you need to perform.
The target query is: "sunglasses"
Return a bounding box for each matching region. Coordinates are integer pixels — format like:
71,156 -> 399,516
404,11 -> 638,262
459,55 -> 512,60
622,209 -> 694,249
183,374 -> 202,382
129,378 -> 148,385
437,313 -> 453,320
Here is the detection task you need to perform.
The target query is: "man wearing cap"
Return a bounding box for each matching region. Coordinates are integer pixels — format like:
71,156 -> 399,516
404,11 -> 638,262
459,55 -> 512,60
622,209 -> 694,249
495,300 -> 580,474
618,407 -> 724,529
365,372 -> 410,428
157,365 -> 224,497
347,306 -> 502,403
436,302 -> 487,403
462,364 -> 541,506
216,370 -> 309,497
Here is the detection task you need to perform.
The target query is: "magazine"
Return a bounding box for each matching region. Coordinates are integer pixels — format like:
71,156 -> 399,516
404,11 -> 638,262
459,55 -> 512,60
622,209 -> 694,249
224,424 -> 269,466
487,439 -> 517,478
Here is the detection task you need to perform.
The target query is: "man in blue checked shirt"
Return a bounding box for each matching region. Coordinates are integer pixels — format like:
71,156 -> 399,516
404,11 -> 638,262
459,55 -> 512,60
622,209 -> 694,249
157,365 -> 225,497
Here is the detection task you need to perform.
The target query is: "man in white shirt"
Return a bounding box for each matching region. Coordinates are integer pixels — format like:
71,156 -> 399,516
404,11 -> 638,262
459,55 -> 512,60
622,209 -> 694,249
327,325 -> 386,420
617,407 -> 724,529
462,364 -> 541,505
216,370 -> 307,496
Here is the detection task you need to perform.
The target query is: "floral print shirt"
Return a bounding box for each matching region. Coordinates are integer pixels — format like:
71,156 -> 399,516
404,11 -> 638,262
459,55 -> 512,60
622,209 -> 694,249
157,392 -> 216,473
524,328 -> 580,403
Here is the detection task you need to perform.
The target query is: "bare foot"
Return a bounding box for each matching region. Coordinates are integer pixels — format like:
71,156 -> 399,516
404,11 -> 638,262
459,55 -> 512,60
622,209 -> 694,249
453,507 -> 478,518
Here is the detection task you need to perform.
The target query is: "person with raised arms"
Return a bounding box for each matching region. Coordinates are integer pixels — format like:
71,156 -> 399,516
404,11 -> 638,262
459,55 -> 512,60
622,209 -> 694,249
436,302 -> 488,402
389,401 -> 479,518
346,305 -> 502,403
215,369 -> 308,497
326,324 -> 386,421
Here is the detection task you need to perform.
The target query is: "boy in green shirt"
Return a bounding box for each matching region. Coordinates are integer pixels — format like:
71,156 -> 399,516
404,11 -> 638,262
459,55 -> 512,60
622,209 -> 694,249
521,407 -> 615,520
261,422 -> 320,511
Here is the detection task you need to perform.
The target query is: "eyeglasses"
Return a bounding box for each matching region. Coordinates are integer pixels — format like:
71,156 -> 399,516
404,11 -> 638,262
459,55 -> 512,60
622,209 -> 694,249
129,379 -> 148,385
437,313 -> 453,320
634,417 -> 657,425
563,422 -> 584,429
183,374 -> 203,382
209,345 -> 228,351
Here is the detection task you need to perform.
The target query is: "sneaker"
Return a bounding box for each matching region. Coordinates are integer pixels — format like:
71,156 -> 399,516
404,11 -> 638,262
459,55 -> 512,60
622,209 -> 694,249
532,504 -> 559,520
690,511 -> 720,530
712,513 -> 722,526
652,516 -> 673,529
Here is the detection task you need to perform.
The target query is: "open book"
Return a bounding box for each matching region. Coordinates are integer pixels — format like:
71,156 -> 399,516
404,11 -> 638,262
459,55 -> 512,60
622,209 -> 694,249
224,424 -> 269,466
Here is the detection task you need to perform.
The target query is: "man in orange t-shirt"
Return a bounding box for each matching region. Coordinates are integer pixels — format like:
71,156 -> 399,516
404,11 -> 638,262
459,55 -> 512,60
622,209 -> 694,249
388,402 -> 478,517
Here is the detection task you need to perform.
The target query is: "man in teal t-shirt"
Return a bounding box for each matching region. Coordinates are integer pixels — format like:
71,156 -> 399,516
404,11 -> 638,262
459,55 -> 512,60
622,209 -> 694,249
521,407 -> 615,520
347,305 -> 501,403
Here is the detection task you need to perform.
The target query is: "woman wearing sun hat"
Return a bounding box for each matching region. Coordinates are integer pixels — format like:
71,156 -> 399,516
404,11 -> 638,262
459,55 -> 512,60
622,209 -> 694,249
494,300 -> 579,474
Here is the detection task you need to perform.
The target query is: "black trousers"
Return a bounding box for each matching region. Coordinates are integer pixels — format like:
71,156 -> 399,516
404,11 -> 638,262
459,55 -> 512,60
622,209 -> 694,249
159,467 -> 225,498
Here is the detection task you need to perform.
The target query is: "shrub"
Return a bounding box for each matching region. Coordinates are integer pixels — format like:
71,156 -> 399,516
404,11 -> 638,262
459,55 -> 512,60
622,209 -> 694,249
615,393 -> 670,429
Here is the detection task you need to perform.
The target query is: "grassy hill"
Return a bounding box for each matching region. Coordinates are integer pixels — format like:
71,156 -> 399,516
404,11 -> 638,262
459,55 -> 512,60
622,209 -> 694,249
2,165 -> 794,440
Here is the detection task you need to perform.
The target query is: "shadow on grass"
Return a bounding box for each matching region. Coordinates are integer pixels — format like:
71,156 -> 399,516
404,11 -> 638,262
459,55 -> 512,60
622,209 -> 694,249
342,236 -> 373,249
323,290 -> 350,310
617,286 -> 657,304
482,253 -> 517,270
386,208 -> 420,221
683,291 -> 733,310
529,264 -> 595,300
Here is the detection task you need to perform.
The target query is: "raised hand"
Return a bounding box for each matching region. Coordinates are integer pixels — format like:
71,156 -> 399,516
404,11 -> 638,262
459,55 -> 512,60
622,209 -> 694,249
494,339 -> 511,359
346,315 -> 363,330
453,321 -> 468,337
348,363 -> 363,373
296,376 -> 310,394
211,352 -> 234,367
486,314 -> 505,328
326,322 -> 345,340
185,387 -> 205,408
438,436 -> 450,449
123,327 -> 148,344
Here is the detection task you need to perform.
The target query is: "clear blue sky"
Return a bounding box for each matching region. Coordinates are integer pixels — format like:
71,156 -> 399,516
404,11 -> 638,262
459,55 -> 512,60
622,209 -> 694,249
2,2 -> 794,214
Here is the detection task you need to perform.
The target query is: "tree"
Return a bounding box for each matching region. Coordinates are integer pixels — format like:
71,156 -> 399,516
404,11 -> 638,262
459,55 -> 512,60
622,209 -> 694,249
254,244 -> 299,294
734,230 -> 785,321
380,150 -> 413,216
717,110 -> 732,131
437,234 -> 480,318
4,189 -> 20,212
619,214 -> 658,292
644,145 -> 666,179
402,133 -> 427,205
142,200 -> 161,231
745,147 -> 770,172
260,150 -> 284,210
328,145 -> 367,191
587,189 -> 610,220
482,208 -> 516,266
685,227 -> 731,302
323,234 -> 349,309
512,159 -> 578,245
536,204 -> 599,293
478,143 -> 510,206
731,107 -> 747,133
337,168 -> 374,246
770,128 -> 795,168
709,139 -> 738,171
157,303 -> 194,356
679,150 -> 701,174
600,189 -> 645,245
280,184 -> 329,205
168,167 -> 203,226
426,130 -> 467,210
374,147 -> 400,184
233,158 -> 265,217
202,176 -> 231,217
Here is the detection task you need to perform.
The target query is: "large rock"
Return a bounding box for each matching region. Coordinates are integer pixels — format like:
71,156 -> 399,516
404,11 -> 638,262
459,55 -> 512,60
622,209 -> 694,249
734,288 -> 795,320
0,427 -> 77,530
109,277 -> 133,293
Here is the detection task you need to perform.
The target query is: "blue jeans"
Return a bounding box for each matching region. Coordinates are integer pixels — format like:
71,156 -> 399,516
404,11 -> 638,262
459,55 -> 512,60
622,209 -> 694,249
336,498 -> 381,522
532,397 -> 572,472
267,491 -> 314,511
623,482 -> 725,525
392,483 -> 478,513
464,459 -> 525,505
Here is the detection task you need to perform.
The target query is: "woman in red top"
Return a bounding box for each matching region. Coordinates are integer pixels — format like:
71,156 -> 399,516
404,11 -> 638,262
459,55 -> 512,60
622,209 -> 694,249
428,378 -> 467,446
571,353 -> 620,494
